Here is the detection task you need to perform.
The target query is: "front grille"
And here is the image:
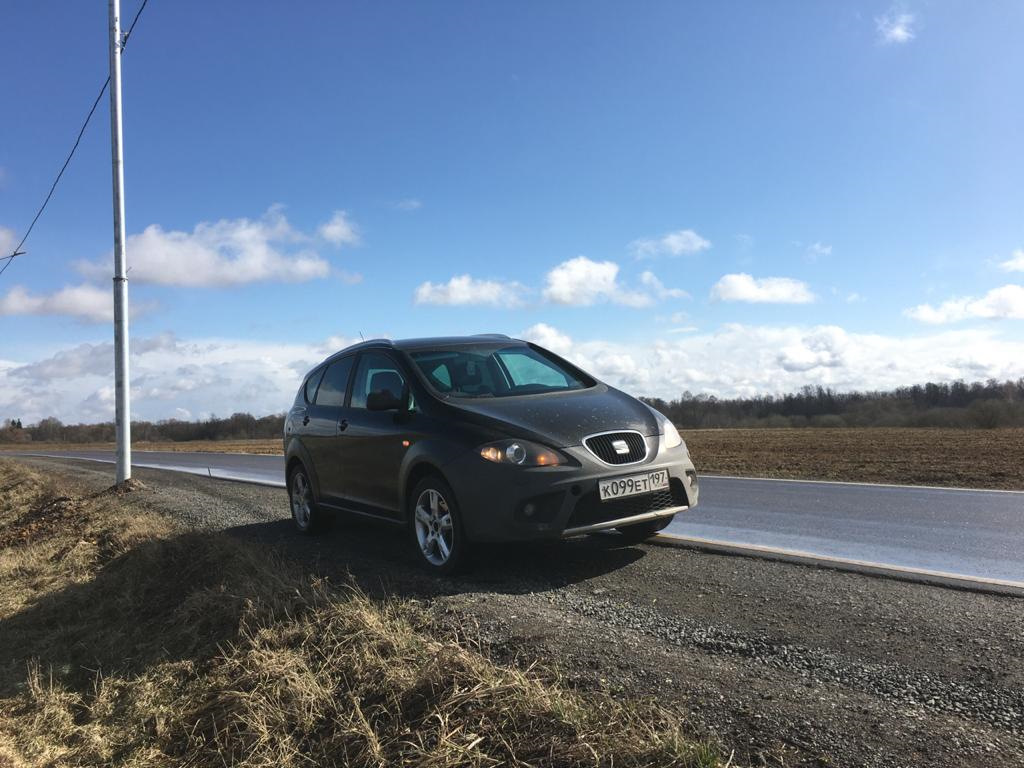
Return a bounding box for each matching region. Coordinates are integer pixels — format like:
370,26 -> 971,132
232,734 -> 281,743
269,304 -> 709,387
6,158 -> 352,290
583,431 -> 647,465
566,478 -> 688,529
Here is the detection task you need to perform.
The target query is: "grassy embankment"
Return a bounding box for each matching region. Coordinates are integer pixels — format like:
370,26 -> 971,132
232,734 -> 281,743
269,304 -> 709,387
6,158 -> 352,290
0,460 -> 719,767
7,426 -> 1024,489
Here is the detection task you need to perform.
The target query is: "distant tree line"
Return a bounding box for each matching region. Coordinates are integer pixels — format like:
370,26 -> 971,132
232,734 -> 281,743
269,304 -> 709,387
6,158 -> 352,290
0,412 -> 286,445
642,378 -> 1024,429
3,378 -> 1024,444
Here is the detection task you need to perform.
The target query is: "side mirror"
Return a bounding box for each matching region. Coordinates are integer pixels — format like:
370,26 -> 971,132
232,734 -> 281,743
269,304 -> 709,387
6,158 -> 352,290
367,390 -> 402,411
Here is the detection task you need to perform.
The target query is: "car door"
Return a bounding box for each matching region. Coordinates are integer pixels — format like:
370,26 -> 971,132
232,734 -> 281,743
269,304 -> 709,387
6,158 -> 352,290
339,350 -> 412,518
304,355 -> 356,503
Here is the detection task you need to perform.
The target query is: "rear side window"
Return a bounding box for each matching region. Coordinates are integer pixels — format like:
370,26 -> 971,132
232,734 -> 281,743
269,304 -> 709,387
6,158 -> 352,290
315,357 -> 354,407
303,368 -> 325,404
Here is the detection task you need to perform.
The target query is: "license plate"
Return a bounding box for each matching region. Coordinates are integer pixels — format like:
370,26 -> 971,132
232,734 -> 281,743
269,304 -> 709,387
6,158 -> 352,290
598,469 -> 670,501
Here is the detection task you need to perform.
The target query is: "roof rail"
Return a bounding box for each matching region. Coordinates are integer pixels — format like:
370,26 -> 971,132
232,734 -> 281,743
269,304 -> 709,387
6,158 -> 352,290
472,333 -> 512,339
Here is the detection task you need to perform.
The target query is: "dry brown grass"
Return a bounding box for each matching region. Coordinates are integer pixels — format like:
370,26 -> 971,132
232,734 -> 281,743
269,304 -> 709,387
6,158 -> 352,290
685,427 -> 1024,489
0,460 -> 720,767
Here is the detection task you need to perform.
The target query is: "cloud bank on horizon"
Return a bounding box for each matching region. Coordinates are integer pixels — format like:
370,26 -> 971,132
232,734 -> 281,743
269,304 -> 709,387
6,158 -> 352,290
4,319 -> 1024,425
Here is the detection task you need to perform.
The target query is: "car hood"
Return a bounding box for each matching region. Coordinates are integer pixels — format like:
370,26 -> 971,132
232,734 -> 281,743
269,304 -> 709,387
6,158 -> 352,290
445,384 -> 660,448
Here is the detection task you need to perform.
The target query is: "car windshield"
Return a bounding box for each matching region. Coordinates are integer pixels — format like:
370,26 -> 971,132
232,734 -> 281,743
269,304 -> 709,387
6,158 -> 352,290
409,344 -> 592,398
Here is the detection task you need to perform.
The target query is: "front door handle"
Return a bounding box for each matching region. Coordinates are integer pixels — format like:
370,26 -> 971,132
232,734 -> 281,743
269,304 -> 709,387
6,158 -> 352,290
338,418 -> 349,432
302,415 -> 310,426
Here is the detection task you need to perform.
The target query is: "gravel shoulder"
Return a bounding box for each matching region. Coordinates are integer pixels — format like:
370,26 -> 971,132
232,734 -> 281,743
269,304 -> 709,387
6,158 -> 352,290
19,457 -> 1024,768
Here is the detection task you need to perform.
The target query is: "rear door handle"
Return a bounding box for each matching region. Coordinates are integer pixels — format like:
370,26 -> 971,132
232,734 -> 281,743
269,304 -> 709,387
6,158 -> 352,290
302,415 -> 310,426
338,418 -> 349,432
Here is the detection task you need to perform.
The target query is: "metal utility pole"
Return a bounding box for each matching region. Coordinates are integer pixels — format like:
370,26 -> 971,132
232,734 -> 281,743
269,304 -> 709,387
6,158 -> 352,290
108,0 -> 131,484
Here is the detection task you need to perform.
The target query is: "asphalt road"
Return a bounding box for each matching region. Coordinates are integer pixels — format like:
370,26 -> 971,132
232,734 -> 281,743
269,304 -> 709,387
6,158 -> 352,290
19,449 -> 1024,584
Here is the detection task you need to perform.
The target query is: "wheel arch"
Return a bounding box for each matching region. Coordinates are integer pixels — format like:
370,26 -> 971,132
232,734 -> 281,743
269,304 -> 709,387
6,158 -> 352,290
402,461 -> 448,521
285,440 -> 321,502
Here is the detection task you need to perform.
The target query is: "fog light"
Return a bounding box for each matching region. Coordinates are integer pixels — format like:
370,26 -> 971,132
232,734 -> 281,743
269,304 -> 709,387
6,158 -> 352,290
523,502 -> 536,517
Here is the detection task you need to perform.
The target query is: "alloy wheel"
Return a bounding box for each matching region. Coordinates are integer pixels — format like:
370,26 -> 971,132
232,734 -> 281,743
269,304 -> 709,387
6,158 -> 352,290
414,488 -> 454,566
291,470 -> 312,528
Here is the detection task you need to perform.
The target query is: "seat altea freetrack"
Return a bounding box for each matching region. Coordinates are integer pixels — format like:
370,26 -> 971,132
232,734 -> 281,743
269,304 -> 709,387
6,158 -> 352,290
284,335 -> 699,573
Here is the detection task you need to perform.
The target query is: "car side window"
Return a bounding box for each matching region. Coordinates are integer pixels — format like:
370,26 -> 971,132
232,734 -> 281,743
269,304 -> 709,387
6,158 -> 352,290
351,351 -> 406,409
429,363 -> 452,390
315,356 -> 354,407
304,367 -> 326,404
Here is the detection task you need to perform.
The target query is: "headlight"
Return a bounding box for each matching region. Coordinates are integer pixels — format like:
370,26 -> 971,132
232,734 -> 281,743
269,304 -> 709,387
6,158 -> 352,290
479,439 -> 564,467
661,417 -> 684,450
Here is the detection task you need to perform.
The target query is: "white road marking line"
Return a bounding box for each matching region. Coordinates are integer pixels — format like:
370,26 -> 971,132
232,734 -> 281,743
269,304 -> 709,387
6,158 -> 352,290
701,473 -> 1024,494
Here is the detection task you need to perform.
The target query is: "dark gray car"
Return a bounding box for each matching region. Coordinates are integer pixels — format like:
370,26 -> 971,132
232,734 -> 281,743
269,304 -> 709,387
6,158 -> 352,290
284,335 -> 699,573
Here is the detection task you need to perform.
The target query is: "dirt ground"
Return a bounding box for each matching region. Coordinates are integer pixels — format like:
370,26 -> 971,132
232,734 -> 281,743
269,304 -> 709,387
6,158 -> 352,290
684,427 -> 1024,490
8,456 -> 1023,768
7,427 -> 1022,489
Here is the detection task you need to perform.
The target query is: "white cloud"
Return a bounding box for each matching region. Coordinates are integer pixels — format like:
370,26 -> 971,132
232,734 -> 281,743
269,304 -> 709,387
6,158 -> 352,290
711,273 -> 816,304
639,271 -> 689,300
775,326 -> 848,372
998,249 -> 1024,272
414,275 -> 525,307
338,270 -> 364,285
543,256 -> 652,307
394,198 -> 422,211
0,333 -> 362,424
416,260 -> 687,311
735,234 -> 754,250
846,292 -> 864,303
0,284 -> 116,323
876,9 -> 915,44
631,228 -> 711,258
521,323 -> 573,356
76,206 -> 335,287
515,323 -> 1024,400
806,242 -> 832,261
318,210 -> 360,246
0,226 -> 16,256
905,284 -> 1024,324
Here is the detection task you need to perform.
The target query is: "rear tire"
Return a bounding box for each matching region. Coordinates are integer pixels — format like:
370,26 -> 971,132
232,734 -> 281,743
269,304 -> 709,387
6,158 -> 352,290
617,514 -> 673,543
289,464 -> 329,535
409,475 -> 468,575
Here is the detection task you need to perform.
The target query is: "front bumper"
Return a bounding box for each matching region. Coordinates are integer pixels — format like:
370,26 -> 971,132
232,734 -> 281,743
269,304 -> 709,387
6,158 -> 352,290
443,434 -> 699,542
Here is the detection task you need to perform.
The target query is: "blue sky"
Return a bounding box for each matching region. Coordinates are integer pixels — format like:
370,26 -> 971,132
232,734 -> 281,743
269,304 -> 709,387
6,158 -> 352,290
2,1 -> 1023,422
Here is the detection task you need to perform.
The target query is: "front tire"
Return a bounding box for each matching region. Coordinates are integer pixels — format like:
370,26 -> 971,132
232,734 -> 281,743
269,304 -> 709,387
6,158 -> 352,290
409,475 -> 467,574
289,464 -> 328,535
617,514 -> 673,543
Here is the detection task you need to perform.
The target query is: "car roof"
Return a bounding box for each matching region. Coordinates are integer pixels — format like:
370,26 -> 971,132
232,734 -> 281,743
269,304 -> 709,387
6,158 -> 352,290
317,334 -> 527,366
393,334 -> 525,351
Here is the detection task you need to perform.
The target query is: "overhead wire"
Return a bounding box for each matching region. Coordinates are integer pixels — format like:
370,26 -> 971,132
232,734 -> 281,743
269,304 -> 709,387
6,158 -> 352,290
1,0 -> 151,279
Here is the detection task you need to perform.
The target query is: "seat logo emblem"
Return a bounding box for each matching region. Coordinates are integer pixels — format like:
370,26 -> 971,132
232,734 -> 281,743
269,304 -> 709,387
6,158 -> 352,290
612,439 -> 630,455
